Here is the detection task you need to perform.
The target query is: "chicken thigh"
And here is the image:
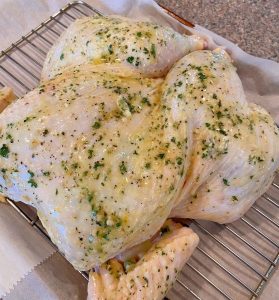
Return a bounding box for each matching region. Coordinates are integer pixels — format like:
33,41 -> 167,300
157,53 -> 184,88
163,49 -> 279,223
41,15 -> 204,80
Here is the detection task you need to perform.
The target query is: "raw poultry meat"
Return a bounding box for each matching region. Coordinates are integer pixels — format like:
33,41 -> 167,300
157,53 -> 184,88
88,220 -> 199,300
41,15 -> 204,80
0,14 -> 279,300
0,64 -> 186,271
165,49 -> 279,223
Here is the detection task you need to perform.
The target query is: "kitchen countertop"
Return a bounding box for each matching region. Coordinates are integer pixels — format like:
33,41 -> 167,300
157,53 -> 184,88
157,0 -> 279,62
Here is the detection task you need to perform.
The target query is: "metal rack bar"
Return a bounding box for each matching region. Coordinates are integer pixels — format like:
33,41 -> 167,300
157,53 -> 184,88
251,206 -> 279,227
222,224 -> 275,264
0,65 -> 31,90
31,30 -> 53,46
196,247 -> 257,295
11,44 -> 43,68
44,24 -> 61,37
72,5 -> 90,16
21,36 -> 48,55
240,217 -> 278,247
176,279 -> 201,300
193,221 -> 268,280
186,263 -> 233,300
49,16 -> 68,29
63,10 -> 77,20
1,50 -> 40,81
262,194 -> 279,208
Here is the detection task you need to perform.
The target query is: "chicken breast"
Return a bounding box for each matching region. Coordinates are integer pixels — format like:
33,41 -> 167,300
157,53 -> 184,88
41,15 -> 204,80
88,220 -> 199,300
162,49 -> 279,223
0,64 -> 187,270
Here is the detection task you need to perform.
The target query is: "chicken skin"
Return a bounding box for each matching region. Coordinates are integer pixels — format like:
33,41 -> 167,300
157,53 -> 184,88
41,15 -> 204,80
1,14 -> 278,300
165,49 -> 279,223
0,64 -> 187,270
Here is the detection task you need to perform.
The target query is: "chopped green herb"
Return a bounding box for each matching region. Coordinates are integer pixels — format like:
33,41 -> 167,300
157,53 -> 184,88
157,153 -> 165,159
150,44 -> 156,58
143,47 -> 149,54
119,161 -> 127,174
60,53 -> 64,60
94,161 -> 104,170
198,71 -> 207,81
42,129 -> 49,136
28,170 -> 35,177
6,133 -> 14,143
92,121 -> 101,129
87,192 -> 94,203
178,94 -> 183,99
0,144 -> 9,158
223,178 -> 230,186
23,116 -> 35,123
28,178 -> 37,188
232,195 -> 238,202
71,162 -> 79,169
248,155 -> 264,165
108,44 -> 113,54
141,97 -> 151,106
176,157 -> 183,165
88,149 -> 94,159
126,56 -> 134,64
145,162 -> 151,169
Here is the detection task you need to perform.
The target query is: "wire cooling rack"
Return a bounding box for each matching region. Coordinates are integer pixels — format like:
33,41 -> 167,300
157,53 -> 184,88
0,1 -> 278,299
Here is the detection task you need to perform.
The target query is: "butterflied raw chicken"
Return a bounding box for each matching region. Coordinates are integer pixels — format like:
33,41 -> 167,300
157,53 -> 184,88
164,49 -> 279,223
41,15 -> 204,80
1,13 -> 279,300
0,64 -> 188,271
88,220 -> 199,300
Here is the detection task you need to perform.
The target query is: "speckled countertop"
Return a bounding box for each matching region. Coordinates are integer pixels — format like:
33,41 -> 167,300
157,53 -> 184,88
157,0 -> 279,62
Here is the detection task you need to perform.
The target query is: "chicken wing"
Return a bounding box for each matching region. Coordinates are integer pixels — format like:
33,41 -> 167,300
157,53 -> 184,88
88,220 -> 199,300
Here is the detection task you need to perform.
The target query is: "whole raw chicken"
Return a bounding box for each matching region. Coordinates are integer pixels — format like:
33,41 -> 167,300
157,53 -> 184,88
0,15 -> 278,300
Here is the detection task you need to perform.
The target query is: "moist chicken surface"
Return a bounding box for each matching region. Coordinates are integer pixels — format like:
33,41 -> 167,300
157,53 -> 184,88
0,16 -> 278,300
166,49 -> 279,223
41,15 -> 204,80
0,64 -> 187,271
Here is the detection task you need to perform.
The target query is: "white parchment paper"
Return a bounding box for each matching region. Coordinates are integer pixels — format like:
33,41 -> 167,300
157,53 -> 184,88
0,204 -> 55,297
0,0 -> 278,299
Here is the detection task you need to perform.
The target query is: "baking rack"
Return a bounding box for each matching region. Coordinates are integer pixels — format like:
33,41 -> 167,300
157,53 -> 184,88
0,1 -> 278,299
